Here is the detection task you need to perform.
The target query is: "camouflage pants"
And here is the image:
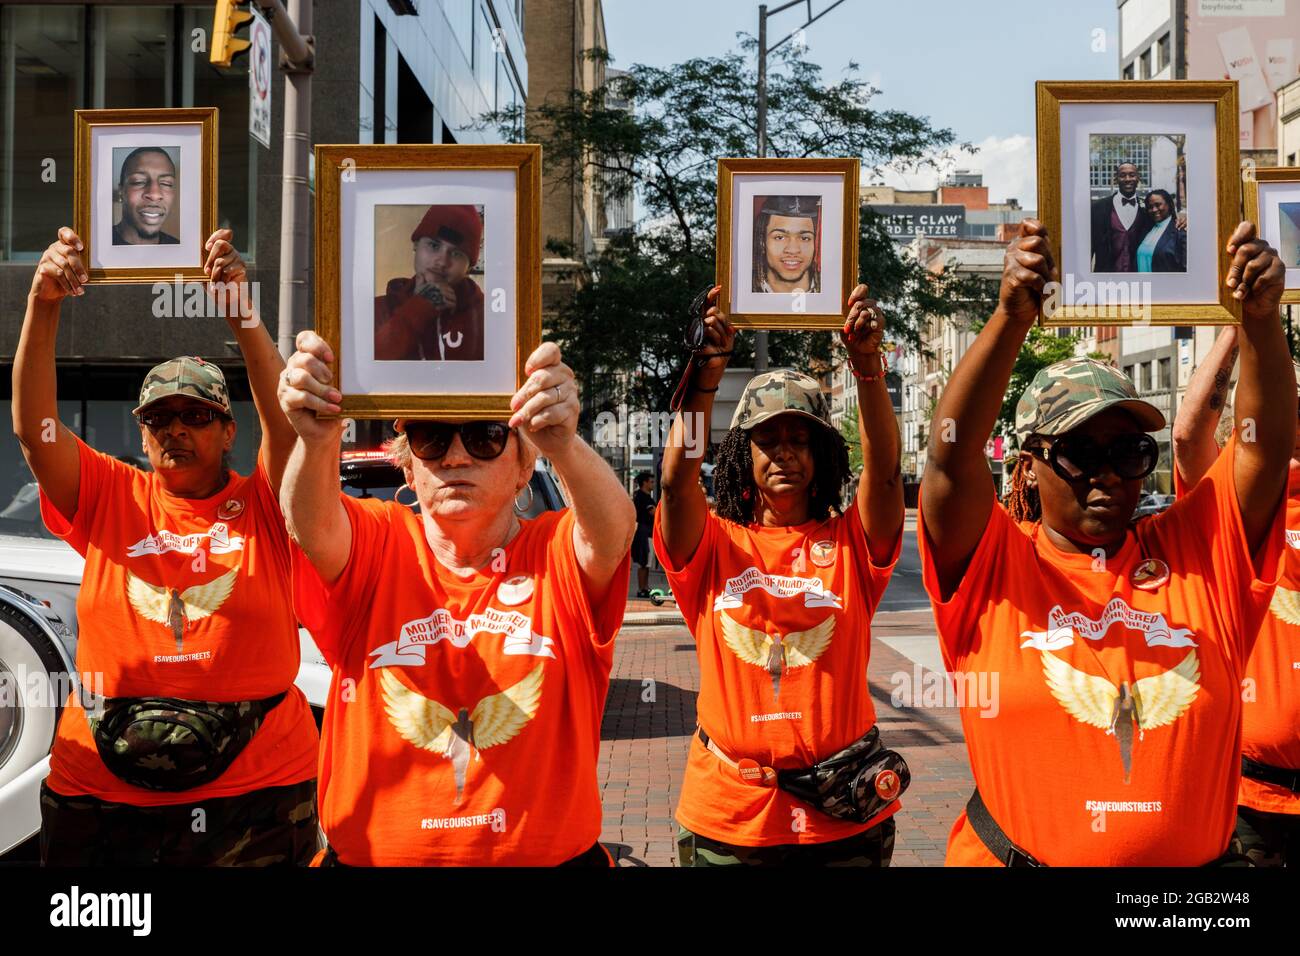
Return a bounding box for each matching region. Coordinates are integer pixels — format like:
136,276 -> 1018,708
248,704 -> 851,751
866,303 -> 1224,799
40,779 -> 318,867
677,817 -> 896,867
1230,805 -> 1300,867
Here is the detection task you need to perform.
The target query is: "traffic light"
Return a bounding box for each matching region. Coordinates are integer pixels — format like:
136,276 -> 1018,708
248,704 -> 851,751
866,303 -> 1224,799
211,0 -> 254,68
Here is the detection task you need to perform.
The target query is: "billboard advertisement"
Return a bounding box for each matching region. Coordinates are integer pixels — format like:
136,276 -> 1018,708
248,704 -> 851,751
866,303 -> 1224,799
1188,0 -> 1300,150
867,204 -> 967,240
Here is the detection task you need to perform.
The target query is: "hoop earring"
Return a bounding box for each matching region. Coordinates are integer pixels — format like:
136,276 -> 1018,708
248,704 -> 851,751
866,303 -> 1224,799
514,482 -> 535,516
394,483 -> 418,508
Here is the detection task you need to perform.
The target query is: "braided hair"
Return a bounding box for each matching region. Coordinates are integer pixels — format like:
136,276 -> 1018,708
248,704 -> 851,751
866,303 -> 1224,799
1006,448 -> 1042,524
713,423 -> 851,526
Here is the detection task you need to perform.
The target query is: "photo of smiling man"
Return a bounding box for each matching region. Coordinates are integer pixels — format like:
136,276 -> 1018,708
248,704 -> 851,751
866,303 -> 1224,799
752,194 -> 821,294
374,203 -> 486,362
111,145 -> 181,245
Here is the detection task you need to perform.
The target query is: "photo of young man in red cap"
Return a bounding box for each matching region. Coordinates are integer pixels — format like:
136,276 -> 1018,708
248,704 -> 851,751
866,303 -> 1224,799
374,203 -> 485,361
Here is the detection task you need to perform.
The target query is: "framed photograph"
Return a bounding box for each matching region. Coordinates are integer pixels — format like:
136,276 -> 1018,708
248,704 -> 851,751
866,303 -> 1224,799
1244,166 -> 1300,305
716,157 -> 859,329
1036,81 -> 1240,326
315,144 -> 541,420
73,108 -> 218,284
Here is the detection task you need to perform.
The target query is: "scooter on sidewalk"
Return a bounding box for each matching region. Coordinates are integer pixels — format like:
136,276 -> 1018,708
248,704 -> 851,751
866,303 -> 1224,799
647,587 -> 676,607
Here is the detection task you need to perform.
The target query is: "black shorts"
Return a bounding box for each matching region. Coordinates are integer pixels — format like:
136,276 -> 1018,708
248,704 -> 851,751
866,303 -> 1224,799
39,779 -> 318,867
631,529 -> 651,567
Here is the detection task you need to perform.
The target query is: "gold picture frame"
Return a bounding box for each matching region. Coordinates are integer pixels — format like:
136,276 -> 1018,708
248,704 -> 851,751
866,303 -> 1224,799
1036,81 -> 1240,326
1243,164 -> 1300,305
315,143 -> 542,420
73,107 -> 218,284
716,157 -> 860,329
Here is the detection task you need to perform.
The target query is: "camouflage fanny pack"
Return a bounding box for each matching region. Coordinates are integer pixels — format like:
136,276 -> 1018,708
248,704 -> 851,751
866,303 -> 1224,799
86,693 -> 286,791
776,726 -> 911,824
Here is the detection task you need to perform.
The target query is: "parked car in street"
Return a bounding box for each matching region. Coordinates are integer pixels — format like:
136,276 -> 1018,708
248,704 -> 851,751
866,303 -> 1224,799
1134,492 -> 1175,518
0,450 -> 566,859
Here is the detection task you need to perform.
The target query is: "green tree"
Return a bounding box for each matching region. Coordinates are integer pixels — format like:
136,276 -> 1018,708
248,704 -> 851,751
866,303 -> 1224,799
483,42 -> 993,421
838,405 -> 863,472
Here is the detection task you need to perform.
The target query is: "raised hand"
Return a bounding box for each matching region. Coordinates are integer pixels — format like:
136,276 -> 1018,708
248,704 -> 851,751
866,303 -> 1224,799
842,283 -> 886,373
1225,221 -> 1284,323
31,227 -> 88,302
998,219 -> 1056,325
278,330 -> 344,444
508,342 -> 579,458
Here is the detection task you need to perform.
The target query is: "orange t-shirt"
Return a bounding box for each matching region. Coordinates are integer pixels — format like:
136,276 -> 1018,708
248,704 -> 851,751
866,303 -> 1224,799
291,496 -> 628,866
652,505 -> 901,847
1177,465 -> 1300,814
38,437 -> 319,805
918,435 -> 1284,865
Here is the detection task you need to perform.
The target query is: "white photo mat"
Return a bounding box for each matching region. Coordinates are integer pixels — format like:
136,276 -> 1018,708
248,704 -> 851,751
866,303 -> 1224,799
1256,179 -> 1300,285
729,172 -> 845,316
1060,101 -> 1219,304
89,124 -> 203,271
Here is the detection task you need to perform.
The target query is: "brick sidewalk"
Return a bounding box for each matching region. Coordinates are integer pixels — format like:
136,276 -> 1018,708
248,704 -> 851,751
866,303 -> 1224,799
598,612 -> 973,866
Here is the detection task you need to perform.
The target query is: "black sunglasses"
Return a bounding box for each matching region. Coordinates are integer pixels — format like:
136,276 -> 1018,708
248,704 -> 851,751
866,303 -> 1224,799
1030,432 -> 1158,482
404,421 -> 512,461
138,407 -> 223,429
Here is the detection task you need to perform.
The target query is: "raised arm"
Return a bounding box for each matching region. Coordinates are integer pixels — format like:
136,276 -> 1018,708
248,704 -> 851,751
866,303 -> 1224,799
11,228 -> 87,520
658,286 -> 734,567
844,284 -> 903,564
1171,325 -> 1238,490
509,343 -> 635,607
202,228 -> 296,494
920,221 -> 1056,598
278,330 -> 350,584
1223,222 -> 1296,553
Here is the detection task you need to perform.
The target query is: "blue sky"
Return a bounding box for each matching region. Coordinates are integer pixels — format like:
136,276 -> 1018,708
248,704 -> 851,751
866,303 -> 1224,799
602,0 -> 1120,205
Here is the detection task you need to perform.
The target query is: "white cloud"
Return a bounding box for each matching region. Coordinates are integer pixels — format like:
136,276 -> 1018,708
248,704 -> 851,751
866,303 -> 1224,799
870,134 -> 1037,209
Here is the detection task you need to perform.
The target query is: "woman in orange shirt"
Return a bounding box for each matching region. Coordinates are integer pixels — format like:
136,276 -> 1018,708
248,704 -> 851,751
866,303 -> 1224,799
655,284 -> 905,866
918,219 -> 1294,866
1172,327 -> 1300,865
279,331 -> 634,866
12,227 -> 319,865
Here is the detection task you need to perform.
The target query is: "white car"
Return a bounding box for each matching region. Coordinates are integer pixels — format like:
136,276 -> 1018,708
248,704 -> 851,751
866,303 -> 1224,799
0,454 -> 566,859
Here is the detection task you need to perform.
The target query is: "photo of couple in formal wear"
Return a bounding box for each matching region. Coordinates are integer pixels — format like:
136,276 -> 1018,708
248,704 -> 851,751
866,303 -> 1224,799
1089,134 -> 1187,274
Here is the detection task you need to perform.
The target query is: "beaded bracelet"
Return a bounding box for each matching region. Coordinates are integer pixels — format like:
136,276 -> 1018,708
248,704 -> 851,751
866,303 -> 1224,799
850,351 -> 888,382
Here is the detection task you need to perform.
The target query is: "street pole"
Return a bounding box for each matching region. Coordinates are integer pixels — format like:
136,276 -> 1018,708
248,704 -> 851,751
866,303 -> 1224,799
254,0 -> 314,359
755,5 -> 769,372
752,0 -> 849,373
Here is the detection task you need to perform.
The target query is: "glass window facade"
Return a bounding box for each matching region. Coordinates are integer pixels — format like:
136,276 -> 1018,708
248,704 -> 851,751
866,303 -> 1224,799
0,3 -> 253,261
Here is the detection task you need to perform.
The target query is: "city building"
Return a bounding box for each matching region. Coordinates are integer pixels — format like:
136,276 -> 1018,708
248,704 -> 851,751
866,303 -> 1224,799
1113,0 -> 1300,491
0,0 -> 527,486
524,0 -> 630,318
1117,0 -> 1297,160
863,170 -> 1028,243
896,235 -> 1007,485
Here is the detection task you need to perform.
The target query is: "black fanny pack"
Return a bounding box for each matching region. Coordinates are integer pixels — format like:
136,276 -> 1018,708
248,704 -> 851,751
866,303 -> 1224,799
87,693 -> 286,792
776,726 -> 911,824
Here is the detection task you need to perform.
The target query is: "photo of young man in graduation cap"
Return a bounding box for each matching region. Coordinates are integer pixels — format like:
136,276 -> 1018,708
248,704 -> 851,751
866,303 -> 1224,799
752,194 -> 822,294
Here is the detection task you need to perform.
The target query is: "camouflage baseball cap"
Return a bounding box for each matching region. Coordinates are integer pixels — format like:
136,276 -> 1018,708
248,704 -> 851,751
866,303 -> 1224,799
730,369 -> 832,431
133,356 -> 232,416
1015,358 -> 1164,445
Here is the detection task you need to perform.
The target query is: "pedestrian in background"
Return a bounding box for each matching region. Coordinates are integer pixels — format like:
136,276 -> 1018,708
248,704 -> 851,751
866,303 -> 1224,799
632,471 -> 656,598
1173,326 -> 1300,866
